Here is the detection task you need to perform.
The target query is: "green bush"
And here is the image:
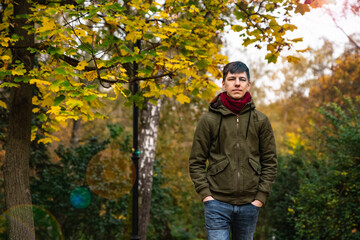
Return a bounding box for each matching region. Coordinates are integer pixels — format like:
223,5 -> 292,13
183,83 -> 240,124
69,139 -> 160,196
30,124 -> 131,239
293,97 -> 360,240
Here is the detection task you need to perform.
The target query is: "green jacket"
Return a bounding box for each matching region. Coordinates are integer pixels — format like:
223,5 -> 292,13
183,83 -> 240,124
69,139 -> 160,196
189,95 -> 277,205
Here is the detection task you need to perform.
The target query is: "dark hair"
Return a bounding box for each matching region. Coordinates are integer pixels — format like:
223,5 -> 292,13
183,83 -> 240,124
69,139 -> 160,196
223,61 -> 250,82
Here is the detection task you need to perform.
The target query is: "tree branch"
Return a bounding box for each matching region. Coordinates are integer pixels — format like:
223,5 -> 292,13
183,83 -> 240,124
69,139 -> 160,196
329,13 -> 360,50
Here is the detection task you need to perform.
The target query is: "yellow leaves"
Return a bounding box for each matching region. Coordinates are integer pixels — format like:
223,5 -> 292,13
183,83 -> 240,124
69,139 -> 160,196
159,12 -> 169,19
163,26 -> 177,33
31,126 -> 37,141
126,31 -> 142,43
249,14 -> 262,23
75,28 -> 87,37
0,82 -> 20,88
189,5 -> 200,14
162,89 -> 174,98
1,55 -> 11,61
184,45 -> 197,51
286,132 -> 307,154
0,22 -> 9,32
208,65 -> 222,79
38,137 -> 53,145
91,17 -> 102,23
11,65 -> 26,76
176,94 -> 190,104
30,79 -> 51,86
0,0 -> 236,142
283,24 -> 297,32
296,48 -> 310,53
113,83 -> 128,98
38,133 -> 60,144
75,60 -> 88,71
141,80 -> 191,103
83,71 -> 98,81
36,17 -> 56,33
286,55 -> 300,63
42,94 -> 54,107
47,106 -> 61,115
1,37 -> 16,47
104,15 -> 120,26
231,25 -> 244,32
55,115 -> 79,123
65,98 -> 83,108
32,96 -> 40,105
200,80 -> 220,101
288,208 -> 295,215
290,37 -> 303,43
0,100 -> 7,109
153,33 -> 168,39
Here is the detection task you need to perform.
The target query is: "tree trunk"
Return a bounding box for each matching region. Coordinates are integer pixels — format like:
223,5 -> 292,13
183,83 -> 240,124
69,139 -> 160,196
70,119 -> 81,148
3,84 -> 35,240
3,0 -> 35,239
138,99 -> 162,240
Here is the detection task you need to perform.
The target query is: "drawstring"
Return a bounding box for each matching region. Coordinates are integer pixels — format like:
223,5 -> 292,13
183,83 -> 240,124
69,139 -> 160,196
245,110 -> 252,139
217,115 -> 223,152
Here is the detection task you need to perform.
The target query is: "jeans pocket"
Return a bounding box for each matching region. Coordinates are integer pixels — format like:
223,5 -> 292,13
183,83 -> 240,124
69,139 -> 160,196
204,199 -> 216,205
250,203 -> 261,212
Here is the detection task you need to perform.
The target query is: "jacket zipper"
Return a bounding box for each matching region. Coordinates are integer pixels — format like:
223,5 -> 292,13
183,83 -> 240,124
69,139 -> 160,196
236,115 -> 241,194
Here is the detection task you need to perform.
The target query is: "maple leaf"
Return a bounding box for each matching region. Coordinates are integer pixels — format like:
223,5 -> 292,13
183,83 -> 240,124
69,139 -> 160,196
295,3 -> 311,15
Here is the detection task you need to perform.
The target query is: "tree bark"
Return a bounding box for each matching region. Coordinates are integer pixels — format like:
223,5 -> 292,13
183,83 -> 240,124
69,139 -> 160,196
138,99 -> 162,240
3,0 -> 35,239
70,119 -> 81,148
3,84 -> 35,240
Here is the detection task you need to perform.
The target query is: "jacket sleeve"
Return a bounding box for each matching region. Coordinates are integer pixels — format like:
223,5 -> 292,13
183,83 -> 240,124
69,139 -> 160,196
256,117 -> 277,204
189,114 -> 212,200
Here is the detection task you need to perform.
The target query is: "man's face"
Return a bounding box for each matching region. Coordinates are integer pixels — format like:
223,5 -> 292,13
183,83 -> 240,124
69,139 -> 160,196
222,72 -> 251,100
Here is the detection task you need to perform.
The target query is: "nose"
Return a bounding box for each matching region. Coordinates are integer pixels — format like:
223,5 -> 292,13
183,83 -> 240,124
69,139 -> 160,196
235,78 -> 241,85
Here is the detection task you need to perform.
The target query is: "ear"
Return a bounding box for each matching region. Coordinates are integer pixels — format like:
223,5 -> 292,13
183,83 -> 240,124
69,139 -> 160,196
246,81 -> 251,91
222,81 -> 226,91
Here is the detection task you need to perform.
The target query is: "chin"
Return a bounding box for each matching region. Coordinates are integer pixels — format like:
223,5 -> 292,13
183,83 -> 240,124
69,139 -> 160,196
231,95 -> 243,100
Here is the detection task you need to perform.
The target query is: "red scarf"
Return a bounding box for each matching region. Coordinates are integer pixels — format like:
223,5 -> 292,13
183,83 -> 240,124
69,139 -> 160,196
220,92 -> 251,114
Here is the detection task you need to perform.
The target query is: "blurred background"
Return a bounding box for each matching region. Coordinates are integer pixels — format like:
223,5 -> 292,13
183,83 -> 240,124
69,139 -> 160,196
0,0 -> 359,239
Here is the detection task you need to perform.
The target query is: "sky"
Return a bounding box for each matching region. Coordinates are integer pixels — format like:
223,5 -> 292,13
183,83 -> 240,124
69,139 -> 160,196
220,0 -> 360,100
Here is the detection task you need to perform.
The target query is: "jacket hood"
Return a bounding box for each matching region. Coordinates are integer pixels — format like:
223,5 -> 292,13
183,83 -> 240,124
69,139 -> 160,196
209,93 -> 256,115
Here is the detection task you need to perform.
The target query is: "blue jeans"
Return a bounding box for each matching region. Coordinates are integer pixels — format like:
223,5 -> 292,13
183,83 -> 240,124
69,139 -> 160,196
204,199 -> 260,240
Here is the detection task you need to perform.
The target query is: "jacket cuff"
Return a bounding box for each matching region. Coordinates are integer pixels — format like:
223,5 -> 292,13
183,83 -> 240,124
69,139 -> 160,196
255,191 -> 269,204
198,187 -> 212,201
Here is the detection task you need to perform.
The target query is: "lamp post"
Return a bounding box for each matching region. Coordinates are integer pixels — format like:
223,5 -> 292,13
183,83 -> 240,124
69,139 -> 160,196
131,39 -> 141,240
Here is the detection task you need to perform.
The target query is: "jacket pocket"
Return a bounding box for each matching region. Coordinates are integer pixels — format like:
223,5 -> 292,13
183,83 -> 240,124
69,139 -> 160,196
244,158 -> 261,191
249,158 -> 261,175
207,157 -> 234,192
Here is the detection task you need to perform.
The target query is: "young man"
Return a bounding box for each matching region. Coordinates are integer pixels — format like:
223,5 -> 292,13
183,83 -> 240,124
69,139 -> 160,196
189,61 -> 277,240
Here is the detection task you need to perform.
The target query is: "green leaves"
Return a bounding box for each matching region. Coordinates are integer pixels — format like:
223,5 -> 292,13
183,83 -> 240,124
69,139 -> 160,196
53,95 -> 65,106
